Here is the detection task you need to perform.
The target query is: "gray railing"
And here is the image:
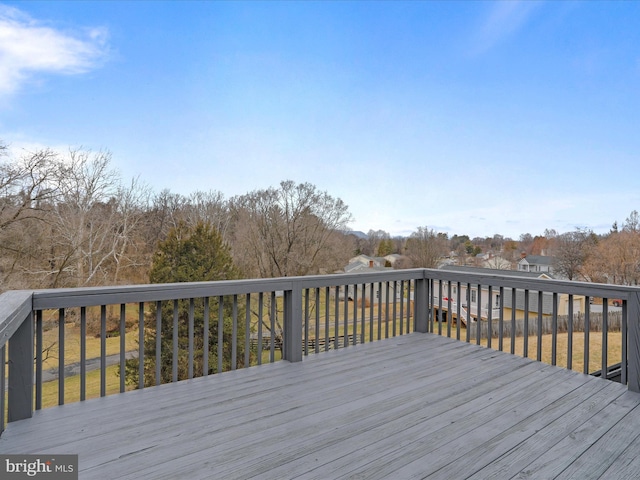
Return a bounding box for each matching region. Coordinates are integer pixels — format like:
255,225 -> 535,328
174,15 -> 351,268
1,268 -> 640,438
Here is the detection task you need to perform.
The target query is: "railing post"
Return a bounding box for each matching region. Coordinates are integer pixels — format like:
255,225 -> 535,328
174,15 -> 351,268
283,283 -> 303,362
8,311 -> 34,422
414,273 -> 429,333
627,291 -> 640,392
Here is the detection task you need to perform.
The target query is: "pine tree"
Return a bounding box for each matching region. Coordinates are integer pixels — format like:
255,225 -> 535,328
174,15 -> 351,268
125,221 -> 251,387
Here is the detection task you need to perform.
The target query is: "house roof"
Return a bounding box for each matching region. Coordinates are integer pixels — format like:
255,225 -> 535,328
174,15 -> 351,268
519,255 -> 554,265
440,265 -> 553,280
344,262 -> 392,273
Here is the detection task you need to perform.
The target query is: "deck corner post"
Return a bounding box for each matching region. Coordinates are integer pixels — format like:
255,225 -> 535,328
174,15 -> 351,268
627,291 -> 640,393
8,311 -> 34,422
414,272 -> 429,333
283,282 -> 303,362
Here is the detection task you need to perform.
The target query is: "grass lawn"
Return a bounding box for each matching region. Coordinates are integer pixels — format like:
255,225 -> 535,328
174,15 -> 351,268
450,326 -> 622,375
40,324 -> 140,371
5,308 -> 622,415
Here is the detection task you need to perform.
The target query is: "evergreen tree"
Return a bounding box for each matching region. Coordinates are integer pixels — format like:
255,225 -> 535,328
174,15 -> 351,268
125,221 -> 251,387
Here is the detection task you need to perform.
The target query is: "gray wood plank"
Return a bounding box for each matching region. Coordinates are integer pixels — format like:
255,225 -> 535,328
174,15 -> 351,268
465,381 -> 627,479
1,332 -> 639,480
511,391 -> 640,479
596,429 -> 640,479
554,401 -> 640,479
80,338 -> 515,476
427,378 -> 622,480
330,367 -> 589,480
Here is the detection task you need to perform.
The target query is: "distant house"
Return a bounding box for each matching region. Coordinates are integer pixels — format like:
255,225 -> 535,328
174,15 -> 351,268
341,255 -> 398,303
345,254 -> 385,272
517,254 -> 554,274
481,254 -> 512,270
434,265 -> 585,322
383,254 -> 402,267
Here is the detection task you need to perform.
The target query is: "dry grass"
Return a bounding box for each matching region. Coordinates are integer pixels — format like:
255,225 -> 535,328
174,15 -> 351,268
39,324 -> 140,371
449,327 -> 622,375
39,365 -> 130,408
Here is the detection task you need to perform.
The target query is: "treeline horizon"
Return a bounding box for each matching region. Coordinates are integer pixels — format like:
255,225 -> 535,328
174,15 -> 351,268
2,143 -> 639,291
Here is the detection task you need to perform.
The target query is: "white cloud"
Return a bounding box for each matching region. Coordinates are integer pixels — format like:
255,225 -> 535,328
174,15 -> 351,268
471,1 -> 542,55
0,5 -> 108,95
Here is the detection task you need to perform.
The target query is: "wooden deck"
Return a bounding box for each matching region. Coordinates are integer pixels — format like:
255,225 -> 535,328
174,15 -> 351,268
2,333 -> 640,479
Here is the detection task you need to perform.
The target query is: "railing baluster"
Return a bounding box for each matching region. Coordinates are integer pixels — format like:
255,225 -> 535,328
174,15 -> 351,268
552,293 -> 558,366
498,286 -> 504,351
384,282 -> 390,339
621,300 -> 627,384
257,292 -> 263,364
232,294 -> 238,371
456,282 -> 462,341
377,282 -> 382,341
219,296 -> 225,371
369,283 -> 374,341
203,297 -> 209,375
245,294 -> 251,367
620,300 -> 629,385
537,292 -> 543,362
155,301 -> 162,385
269,292 -> 275,363
584,295 -> 590,374
487,285 -> 492,349
120,303 -> 126,392
315,288 -> 321,353
466,283 -> 471,343
344,285 -> 349,347
524,290 -> 529,359
399,281 -> 404,336
172,300 -> 179,382
334,286 -> 340,349
138,302 -> 145,388
188,298 -> 195,379
353,283 -> 358,345
510,288 -> 516,355
447,281 -> 452,338
360,283 -> 366,343
58,308 -> 65,405
304,289 -> 310,356
568,294 -> 574,370
36,309 -> 43,409
325,287 -> 331,351
437,281 -> 443,336
101,305 -> 106,396
602,299 -> 608,379
476,285 -> 482,346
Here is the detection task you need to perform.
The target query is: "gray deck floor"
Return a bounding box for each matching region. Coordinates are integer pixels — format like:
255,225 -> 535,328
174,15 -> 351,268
2,333 -> 640,479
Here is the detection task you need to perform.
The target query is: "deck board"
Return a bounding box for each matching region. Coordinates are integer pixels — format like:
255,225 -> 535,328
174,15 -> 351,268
1,332 -> 639,479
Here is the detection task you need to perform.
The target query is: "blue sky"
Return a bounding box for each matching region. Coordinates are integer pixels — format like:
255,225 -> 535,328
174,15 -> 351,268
1,1 -> 639,239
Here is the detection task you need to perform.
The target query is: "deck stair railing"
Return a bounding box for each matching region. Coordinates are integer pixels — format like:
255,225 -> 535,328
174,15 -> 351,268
2,267 -> 640,438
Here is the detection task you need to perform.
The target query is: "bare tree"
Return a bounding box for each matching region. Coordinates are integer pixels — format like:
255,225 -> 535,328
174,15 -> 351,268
44,149 -> 149,287
585,230 -> 640,285
550,229 -> 596,281
404,227 -> 448,268
230,180 -> 353,278
0,146 -> 60,288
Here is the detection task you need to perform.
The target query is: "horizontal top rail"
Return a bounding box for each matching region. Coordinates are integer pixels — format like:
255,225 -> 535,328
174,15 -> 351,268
429,268 -> 640,299
0,290 -> 32,350
31,269 -> 428,310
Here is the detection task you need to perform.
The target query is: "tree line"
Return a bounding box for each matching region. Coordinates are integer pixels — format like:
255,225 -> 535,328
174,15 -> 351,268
2,142 -> 639,293
0,144 -> 355,292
